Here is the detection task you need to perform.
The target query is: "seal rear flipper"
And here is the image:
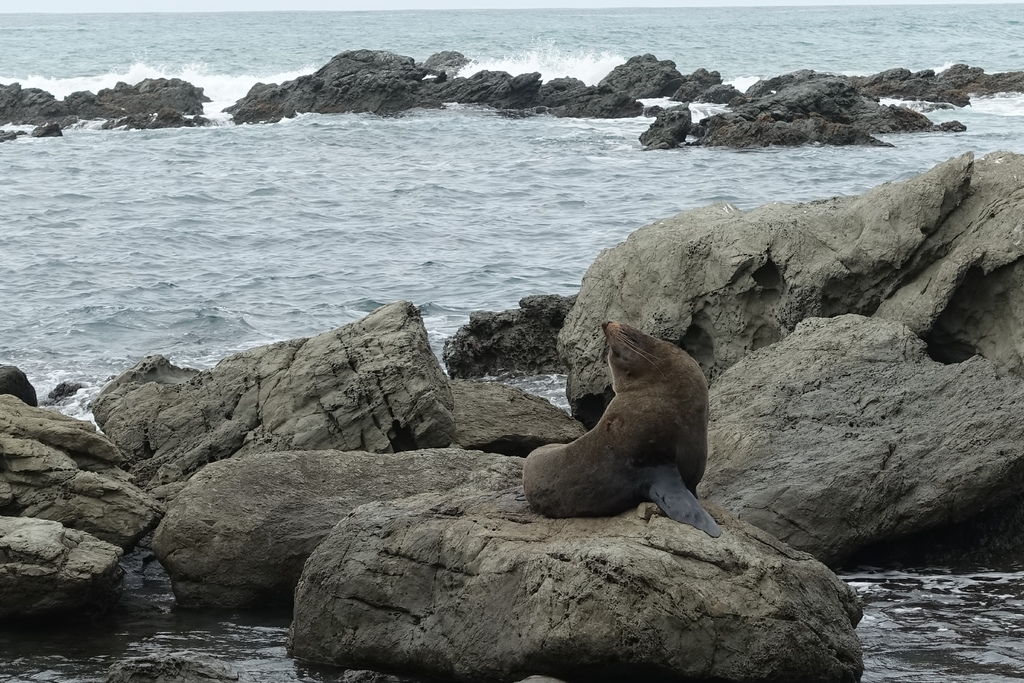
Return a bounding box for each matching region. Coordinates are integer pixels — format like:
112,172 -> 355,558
641,466 -> 722,538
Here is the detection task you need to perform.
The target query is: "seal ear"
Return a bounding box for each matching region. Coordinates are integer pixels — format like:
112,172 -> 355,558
640,465 -> 722,538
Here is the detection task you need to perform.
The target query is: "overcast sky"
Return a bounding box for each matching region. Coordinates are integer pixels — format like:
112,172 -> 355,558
5,0 -> 1017,12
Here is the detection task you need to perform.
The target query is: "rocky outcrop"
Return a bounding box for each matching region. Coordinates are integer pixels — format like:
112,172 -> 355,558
703,314 -> 1024,567
451,380 -> 583,456
698,83 -> 743,104
443,294 -> 575,378
47,381 -> 84,403
30,122 -> 62,137
102,108 -> 210,130
0,365 -> 38,406
0,130 -> 26,142
699,113 -> 891,147
559,152 -> 975,424
670,68 -> 724,102
105,654 -> 242,683
93,302 -> 455,489
290,487 -> 863,682
66,78 -> 209,119
852,64 -> 1024,107
536,78 -> 642,119
0,516 -> 122,619
0,395 -> 161,548
639,106 -> 691,150
421,50 -> 470,77
0,82 -> 72,126
744,69 -> 833,99
597,54 -> 685,99
434,70 -> 543,111
152,449 -> 522,608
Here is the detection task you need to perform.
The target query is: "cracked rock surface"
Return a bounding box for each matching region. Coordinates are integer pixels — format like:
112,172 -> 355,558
153,448 -> 522,609
702,314 -> 1024,567
289,487 -> 863,683
0,516 -> 122,619
0,395 -> 161,549
93,302 -> 455,490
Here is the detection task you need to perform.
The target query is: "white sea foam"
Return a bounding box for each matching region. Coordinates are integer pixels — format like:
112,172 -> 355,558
726,75 -> 761,93
458,48 -> 626,86
0,61 -> 315,117
969,93 -> 1024,117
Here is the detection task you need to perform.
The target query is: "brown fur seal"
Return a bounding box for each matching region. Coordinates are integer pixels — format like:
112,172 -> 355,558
523,321 -> 720,537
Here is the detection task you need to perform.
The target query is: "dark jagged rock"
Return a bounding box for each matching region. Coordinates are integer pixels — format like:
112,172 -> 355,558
744,69 -> 835,99
422,50 -> 470,77
700,113 -> 891,148
104,654 -> 241,683
0,366 -> 37,406
67,78 -> 209,120
852,63 -> 1024,106
0,130 -> 25,142
598,54 -> 685,98
937,120 -> 967,132
48,381 -> 84,403
536,78 -> 641,118
433,70 -> 543,111
443,294 -> 576,378
670,68 -> 724,102
30,122 -> 62,137
102,108 -> 210,131
639,106 -> 692,149
699,83 -> 743,104
0,83 -> 72,126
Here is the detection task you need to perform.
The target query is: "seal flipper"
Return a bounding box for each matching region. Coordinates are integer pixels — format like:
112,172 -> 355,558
640,465 -> 722,538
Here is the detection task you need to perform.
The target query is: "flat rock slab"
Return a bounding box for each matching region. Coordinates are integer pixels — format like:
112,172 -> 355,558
93,301 -> 455,488
153,448 -> 523,608
703,314 -> 1024,567
290,488 -> 863,683
0,516 -> 122,619
0,395 -> 161,549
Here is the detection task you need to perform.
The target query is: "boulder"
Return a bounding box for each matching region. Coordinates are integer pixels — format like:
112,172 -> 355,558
698,112 -> 891,148
670,68 -> 724,102
451,380 -> 583,457
937,120 -> 966,133
559,152 -> 974,425
66,78 -> 209,120
101,108 -> 210,130
0,365 -> 38,406
537,78 -> 642,119
0,395 -> 161,548
0,129 -> 26,142
443,294 -> 575,378
598,54 -> 685,99
434,70 -> 543,111
421,51 -> 470,77
697,83 -> 742,104
93,301 -> 456,489
703,314 -> 1024,567
47,381 -> 84,403
289,488 -> 863,682
0,516 -> 122,619
851,64 -> 1024,107
30,122 -> 62,137
105,654 -> 241,683
0,82 -> 73,126
152,448 -> 522,608
639,106 -> 692,150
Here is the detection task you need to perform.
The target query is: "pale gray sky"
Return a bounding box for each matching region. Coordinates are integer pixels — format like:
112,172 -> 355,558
6,0 -> 1018,12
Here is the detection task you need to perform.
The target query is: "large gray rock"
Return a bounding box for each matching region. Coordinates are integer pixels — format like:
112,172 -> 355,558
443,294 -> 575,378
93,302 -> 455,489
152,449 -> 522,608
451,380 -> 584,457
851,64 -> 1024,107
698,113 -> 891,148
0,365 -> 38,406
290,488 -> 863,682
560,152 -> 974,425
598,54 -> 685,98
65,78 -> 209,119
434,70 -> 544,111
536,78 -> 642,119
0,83 -> 72,126
670,68 -> 724,102
105,654 -> 241,683
702,314 -> 1024,567
0,395 -> 161,548
639,106 -> 692,150
421,51 -> 470,77
0,516 -> 122,619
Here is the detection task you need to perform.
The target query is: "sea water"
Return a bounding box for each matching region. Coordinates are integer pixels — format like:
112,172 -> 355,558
1,6 -> 1023,681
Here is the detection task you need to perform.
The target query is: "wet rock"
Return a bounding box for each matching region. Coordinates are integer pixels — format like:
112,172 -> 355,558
66,78 -> 209,120
537,78 -> 642,118
152,448 -> 522,608
0,130 -> 26,142
699,112 -> 891,148
47,381 -> 84,403
851,63 -> 1024,107
93,302 -> 456,489
102,108 -> 210,130
0,394 -> 162,548
0,516 -> 122,619
670,68 -> 724,102
104,653 -> 241,683
703,314 -> 1024,567
0,82 -> 72,126
434,70 -> 543,111
421,50 -> 470,77
639,106 -> 692,149
598,54 -> 685,99
443,294 -> 576,378
743,69 -> 836,99
289,487 -> 863,682
30,122 -> 62,137
937,119 -> 967,132
560,153 -> 973,424
451,380 -> 583,457
698,83 -> 742,104
0,365 -> 38,406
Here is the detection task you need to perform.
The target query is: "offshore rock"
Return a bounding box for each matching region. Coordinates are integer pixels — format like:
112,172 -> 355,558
537,78 -> 642,118
152,449 -> 521,608
0,130 -> 26,142
30,122 -> 62,137
93,302 -> 456,488
598,54 -> 685,98
433,70 -> 544,111
639,106 -> 692,149
669,68 -> 724,102
443,294 -> 576,378
0,516 -> 122,619
421,50 -> 470,77
290,488 -> 863,682
101,108 -> 210,130
699,112 -> 891,148
0,365 -> 38,406
0,82 -> 73,126
66,78 -> 209,119
0,395 -> 161,548
852,64 -> 1024,107
450,380 -> 584,457
560,153 -> 974,424
697,83 -> 743,104
703,315 -> 1024,567
105,653 -> 242,683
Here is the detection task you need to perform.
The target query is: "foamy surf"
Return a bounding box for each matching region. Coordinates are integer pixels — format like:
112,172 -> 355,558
457,48 -> 627,86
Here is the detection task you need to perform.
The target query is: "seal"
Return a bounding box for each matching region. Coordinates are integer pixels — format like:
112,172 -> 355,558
523,321 -> 720,537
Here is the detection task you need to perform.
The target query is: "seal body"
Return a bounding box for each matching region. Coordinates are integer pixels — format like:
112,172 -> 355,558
523,321 -> 720,536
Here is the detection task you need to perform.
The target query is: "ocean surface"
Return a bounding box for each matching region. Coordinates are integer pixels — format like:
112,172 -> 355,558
1,5 -> 1023,682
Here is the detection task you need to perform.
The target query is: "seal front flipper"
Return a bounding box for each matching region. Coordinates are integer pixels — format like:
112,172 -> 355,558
640,465 -> 722,538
